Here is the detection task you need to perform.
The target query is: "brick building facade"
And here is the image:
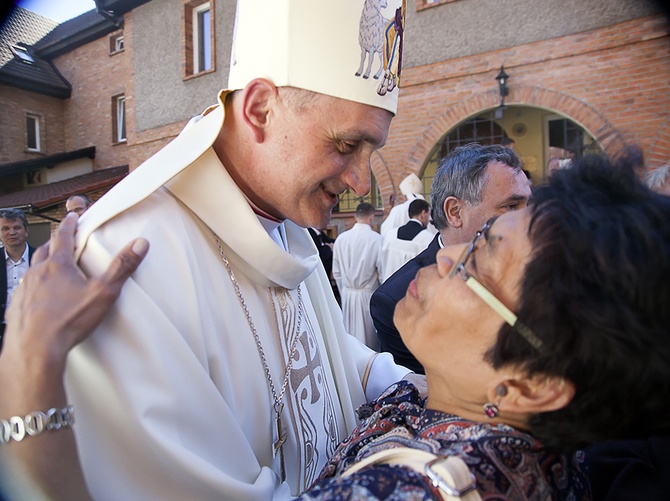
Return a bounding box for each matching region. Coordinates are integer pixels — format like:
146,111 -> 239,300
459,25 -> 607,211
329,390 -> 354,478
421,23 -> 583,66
0,7 -> 133,244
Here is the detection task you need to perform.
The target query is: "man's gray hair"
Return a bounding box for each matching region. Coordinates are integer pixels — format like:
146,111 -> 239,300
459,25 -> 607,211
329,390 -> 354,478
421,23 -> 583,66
430,143 -> 522,230
0,208 -> 28,229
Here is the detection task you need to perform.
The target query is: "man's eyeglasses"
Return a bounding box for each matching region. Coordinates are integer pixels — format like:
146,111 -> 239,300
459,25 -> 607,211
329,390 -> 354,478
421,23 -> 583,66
448,218 -> 545,353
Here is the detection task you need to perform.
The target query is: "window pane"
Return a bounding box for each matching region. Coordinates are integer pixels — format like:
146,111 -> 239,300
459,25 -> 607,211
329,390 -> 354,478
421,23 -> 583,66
26,115 -> 38,150
198,8 -> 211,72
115,96 -> 126,142
13,45 -> 34,64
116,97 -> 126,141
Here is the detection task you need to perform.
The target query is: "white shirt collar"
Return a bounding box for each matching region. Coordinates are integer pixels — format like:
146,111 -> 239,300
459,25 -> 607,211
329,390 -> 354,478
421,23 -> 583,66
4,243 -> 29,264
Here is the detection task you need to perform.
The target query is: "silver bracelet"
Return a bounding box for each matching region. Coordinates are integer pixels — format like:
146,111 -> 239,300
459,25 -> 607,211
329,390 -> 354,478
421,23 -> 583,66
0,405 -> 75,445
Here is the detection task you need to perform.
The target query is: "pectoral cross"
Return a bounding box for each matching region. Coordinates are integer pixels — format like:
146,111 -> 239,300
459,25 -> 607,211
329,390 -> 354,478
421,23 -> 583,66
273,403 -> 287,482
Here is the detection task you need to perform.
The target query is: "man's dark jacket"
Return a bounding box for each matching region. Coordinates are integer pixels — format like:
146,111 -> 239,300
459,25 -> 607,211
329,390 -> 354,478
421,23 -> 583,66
370,234 -> 440,374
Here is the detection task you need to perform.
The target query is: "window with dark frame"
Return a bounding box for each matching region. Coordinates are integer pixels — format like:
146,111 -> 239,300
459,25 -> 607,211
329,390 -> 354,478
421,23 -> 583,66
184,0 -> 214,78
26,114 -> 40,151
12,45 -> 34,64
112,95 -> 126,143
194,3 -> 212,73
110,33 -> 124,54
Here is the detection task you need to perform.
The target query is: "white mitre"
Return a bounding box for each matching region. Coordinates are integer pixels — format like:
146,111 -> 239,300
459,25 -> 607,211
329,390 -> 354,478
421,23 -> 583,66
228,0 -> 407,115
399,173 -> 423,196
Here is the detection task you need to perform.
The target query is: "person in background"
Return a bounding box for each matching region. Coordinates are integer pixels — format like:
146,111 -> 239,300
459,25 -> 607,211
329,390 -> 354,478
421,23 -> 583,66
371,143 -> 531,373
379,199 -> 433,282
65,194 -> 93,216
380,173 -> 433,238
500,137 -> 532,185
396,199 -> 432,243
3,152 -> 669,500
0,208 -> 35,350
500,137 -> 516,150
3,0 -> 414,499
307,227 -> 338,302
332,202 -> 383,350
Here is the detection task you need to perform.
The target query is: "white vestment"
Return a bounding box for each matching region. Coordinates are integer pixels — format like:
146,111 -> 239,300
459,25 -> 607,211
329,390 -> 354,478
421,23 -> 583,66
380,194 -> 438,238
379,224 -> 434,283
332,223 -> 382,350
65,91 -> 409,501
379,193 -> 423,238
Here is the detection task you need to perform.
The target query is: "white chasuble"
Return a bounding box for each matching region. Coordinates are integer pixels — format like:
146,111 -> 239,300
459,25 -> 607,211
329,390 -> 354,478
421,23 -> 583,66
65,93 -> 409,501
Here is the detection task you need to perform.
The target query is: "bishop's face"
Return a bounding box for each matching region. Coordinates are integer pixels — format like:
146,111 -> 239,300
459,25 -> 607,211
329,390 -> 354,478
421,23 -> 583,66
247,92 -> 393,229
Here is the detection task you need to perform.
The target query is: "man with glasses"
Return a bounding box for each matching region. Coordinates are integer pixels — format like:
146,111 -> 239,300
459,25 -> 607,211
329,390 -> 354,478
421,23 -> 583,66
65,194 -> 93,216
371,143 -> 532,373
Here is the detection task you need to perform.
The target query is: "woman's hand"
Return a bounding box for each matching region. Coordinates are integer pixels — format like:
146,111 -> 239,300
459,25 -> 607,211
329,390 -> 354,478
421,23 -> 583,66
4,212 -> 149,367
0,213 -> 148,501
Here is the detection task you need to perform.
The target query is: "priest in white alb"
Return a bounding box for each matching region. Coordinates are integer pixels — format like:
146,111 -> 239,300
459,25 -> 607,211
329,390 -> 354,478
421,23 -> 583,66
332,203 -> 383,351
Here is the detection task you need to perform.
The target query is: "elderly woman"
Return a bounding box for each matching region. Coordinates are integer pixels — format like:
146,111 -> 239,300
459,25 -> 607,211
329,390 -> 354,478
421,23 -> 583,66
1,154 -> 669,500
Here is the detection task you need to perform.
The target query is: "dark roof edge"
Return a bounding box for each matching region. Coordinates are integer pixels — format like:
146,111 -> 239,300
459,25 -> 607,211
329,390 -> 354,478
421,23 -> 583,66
36,18 -> 121,59
0,73 -> 71,98
0,147 -> 96,176
95,0 -> 154,18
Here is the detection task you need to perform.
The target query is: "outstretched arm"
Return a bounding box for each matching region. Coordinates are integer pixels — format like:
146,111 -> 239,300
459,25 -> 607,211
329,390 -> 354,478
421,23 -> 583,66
0,213 -> 149,501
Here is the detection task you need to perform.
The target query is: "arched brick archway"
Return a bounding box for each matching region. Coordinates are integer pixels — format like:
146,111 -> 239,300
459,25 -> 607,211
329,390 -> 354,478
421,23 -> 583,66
371,150 -> 396,208
648,117 -> 670,169
403,87 -> 627,176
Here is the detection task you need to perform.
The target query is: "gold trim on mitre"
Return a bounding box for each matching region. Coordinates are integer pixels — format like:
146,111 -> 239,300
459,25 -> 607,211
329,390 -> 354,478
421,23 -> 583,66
228,0 -> 407,115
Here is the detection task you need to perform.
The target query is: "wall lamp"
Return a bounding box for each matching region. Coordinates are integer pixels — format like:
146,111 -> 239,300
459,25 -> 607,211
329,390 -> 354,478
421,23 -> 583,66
496,65 -> 509,108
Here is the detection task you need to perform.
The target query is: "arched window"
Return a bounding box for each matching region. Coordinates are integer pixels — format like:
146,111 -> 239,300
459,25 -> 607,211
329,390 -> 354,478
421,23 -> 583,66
421,117 -> 507,196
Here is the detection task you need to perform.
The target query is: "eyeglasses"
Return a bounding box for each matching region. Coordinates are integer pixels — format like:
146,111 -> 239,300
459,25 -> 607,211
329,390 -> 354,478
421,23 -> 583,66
448,218 -> 545,353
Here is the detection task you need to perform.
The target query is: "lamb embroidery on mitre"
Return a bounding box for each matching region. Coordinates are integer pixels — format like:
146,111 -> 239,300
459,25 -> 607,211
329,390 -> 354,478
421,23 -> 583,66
355,0 -> 406,97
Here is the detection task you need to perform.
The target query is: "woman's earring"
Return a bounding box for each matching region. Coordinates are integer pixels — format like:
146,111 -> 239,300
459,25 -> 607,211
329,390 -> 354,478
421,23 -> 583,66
483,385 -> 508,418
483,402 -> 499,419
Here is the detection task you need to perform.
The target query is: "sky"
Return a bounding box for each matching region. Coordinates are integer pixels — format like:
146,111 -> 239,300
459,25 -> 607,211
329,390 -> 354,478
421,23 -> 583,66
16,0 -> 96,23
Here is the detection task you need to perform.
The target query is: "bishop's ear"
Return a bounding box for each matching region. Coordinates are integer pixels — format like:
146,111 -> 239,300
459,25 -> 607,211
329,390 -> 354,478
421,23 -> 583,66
240,78 -> 277,143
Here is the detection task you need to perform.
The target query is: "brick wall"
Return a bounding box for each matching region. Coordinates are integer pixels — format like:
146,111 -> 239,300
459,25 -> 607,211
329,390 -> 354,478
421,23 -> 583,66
112,7 -> 669,223
52,25 -> 132,172
0,85 -> 65,163
372,14 -> 670,211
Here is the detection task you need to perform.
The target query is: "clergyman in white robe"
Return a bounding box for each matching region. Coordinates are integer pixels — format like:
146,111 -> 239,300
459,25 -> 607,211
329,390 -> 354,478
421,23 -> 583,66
379,193 -> 424,238
65,92 -> 409,501
332,222 -> 383,350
